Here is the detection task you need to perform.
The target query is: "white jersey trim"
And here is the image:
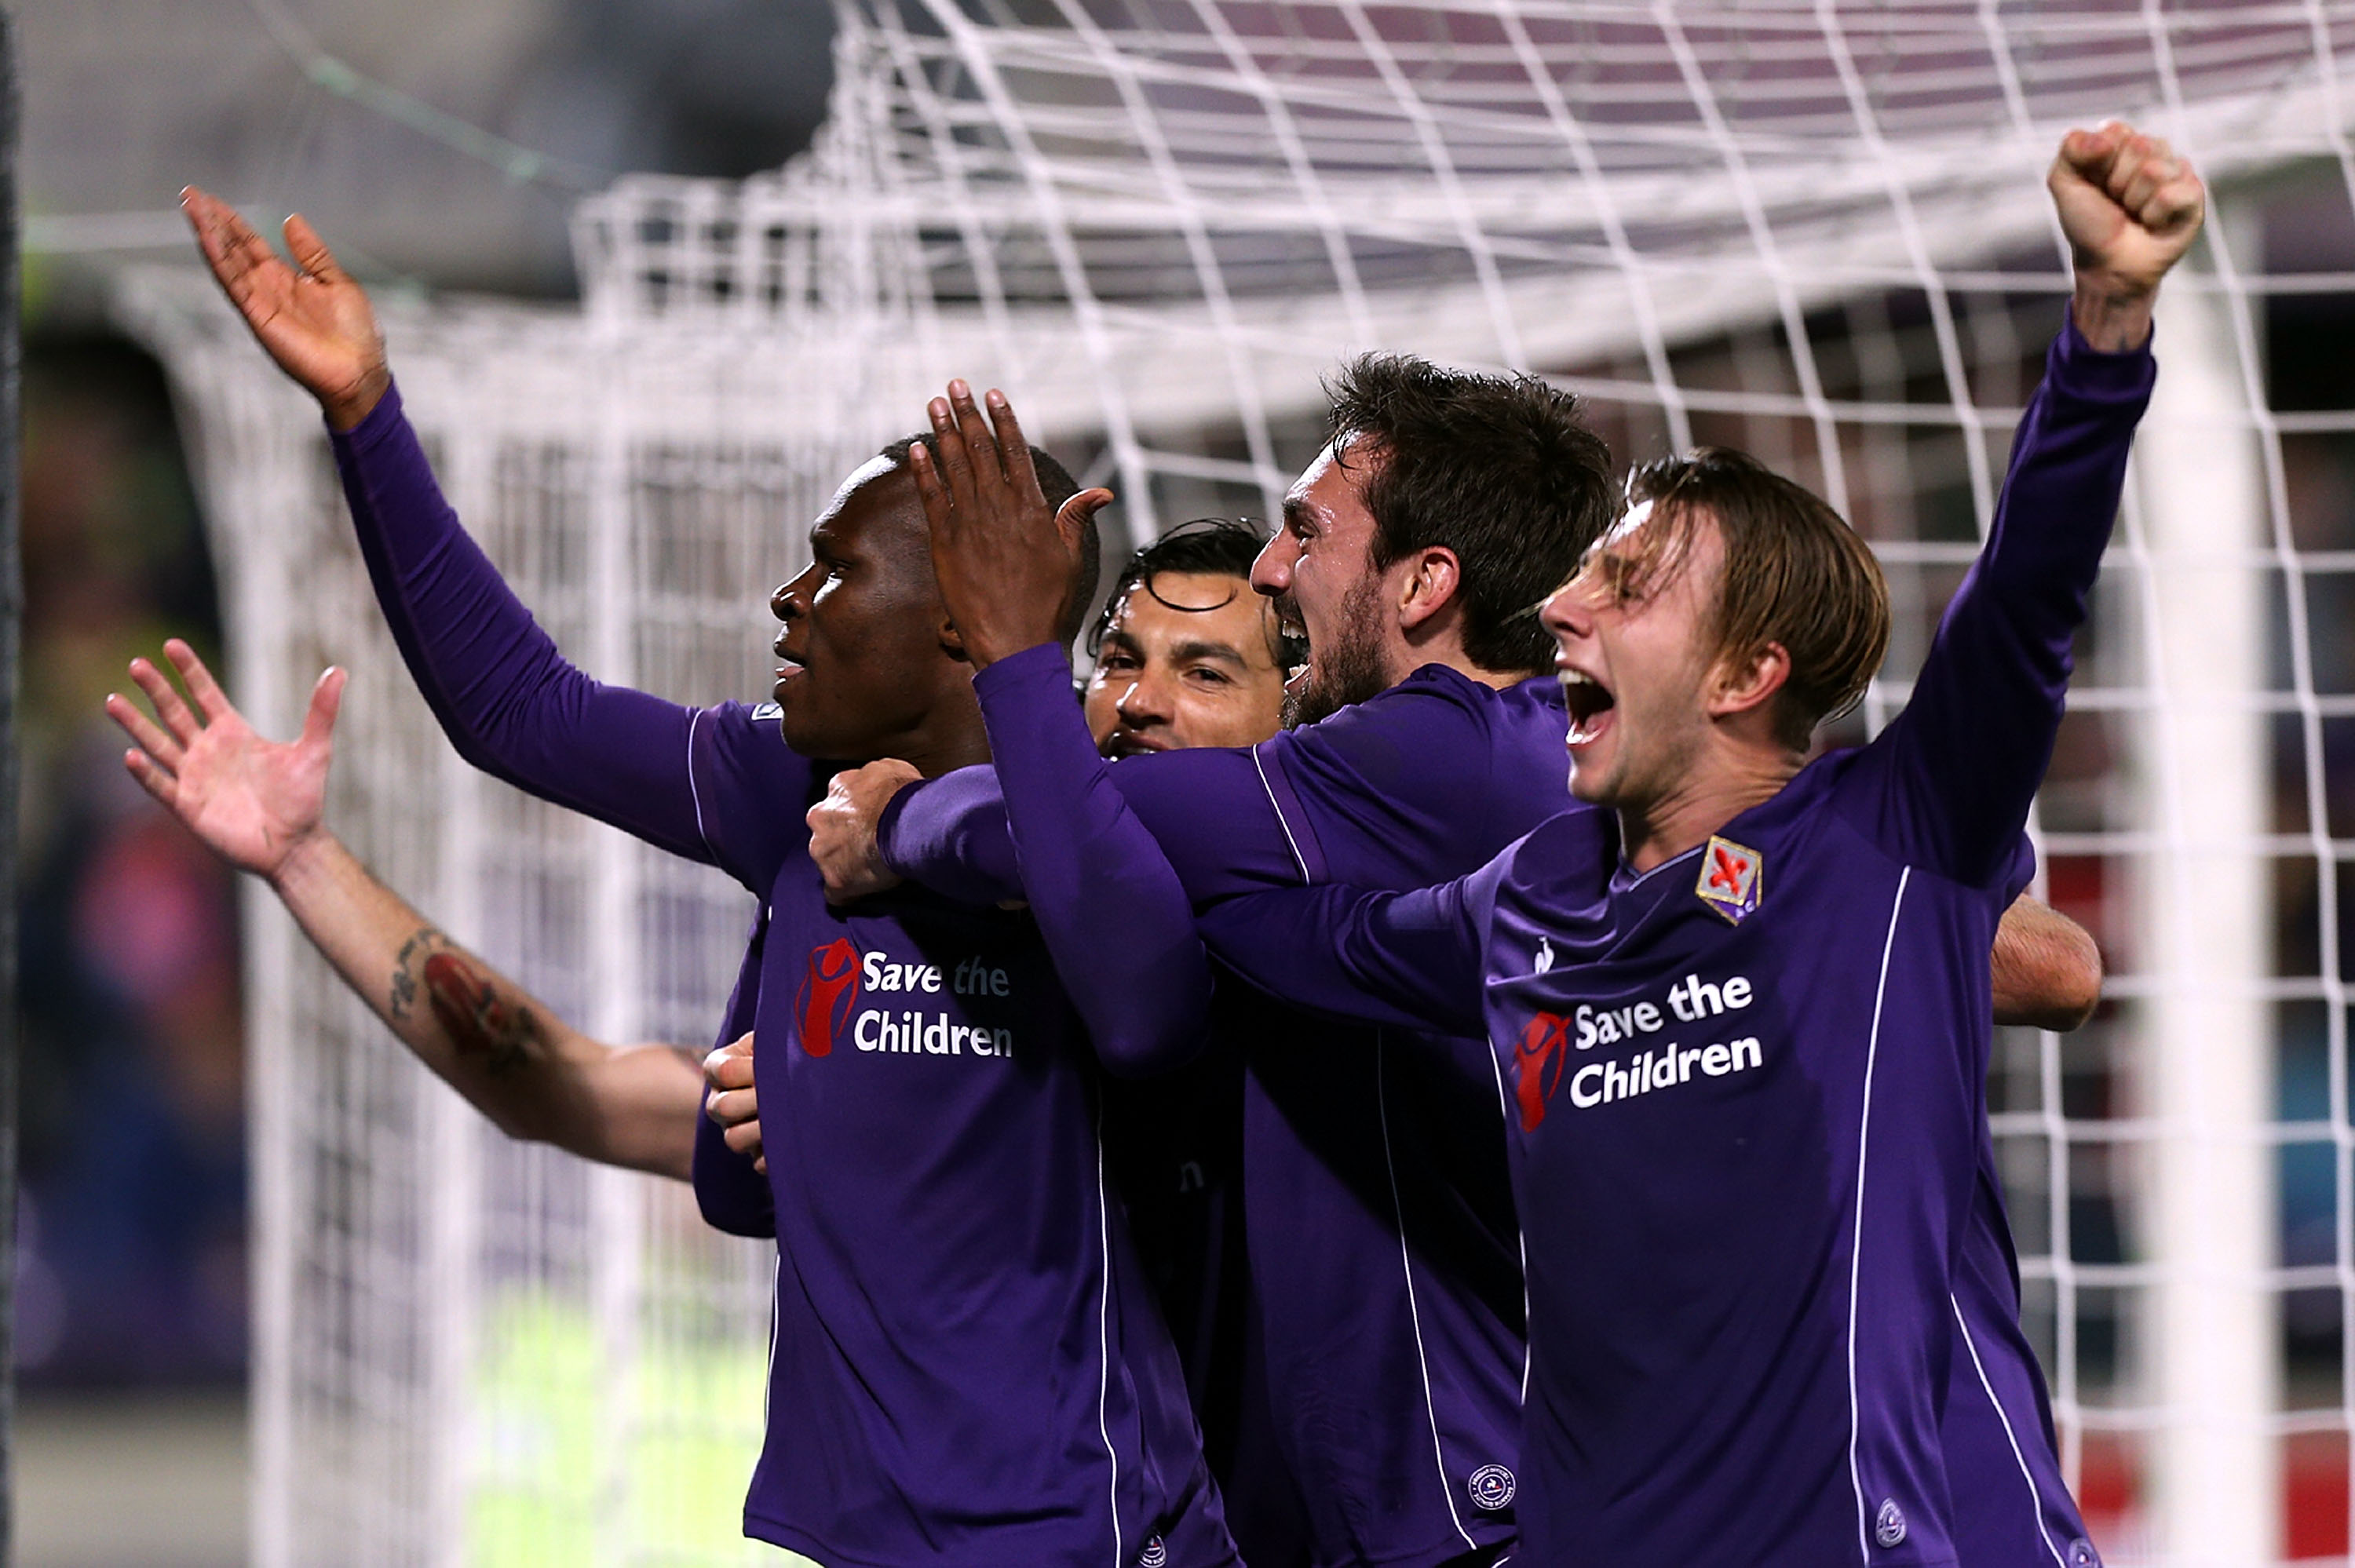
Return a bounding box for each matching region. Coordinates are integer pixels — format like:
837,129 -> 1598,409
1092,1108 -> 1124,1568
685,707 -> 716,859
1251,745 -> 1315,884
1846,866 -> 1911,1564
1948,1296 -> 2071,1568
1375,1030 -> 1482,1555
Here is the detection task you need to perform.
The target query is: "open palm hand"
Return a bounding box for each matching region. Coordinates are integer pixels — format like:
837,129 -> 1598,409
106,640 -> 345,881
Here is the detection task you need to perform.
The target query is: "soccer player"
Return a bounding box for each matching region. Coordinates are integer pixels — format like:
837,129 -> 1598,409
106,640 -> 721,1177
1174,123 -> 2200,1561
180,188 -> 1239,1567
804,364 -> 2104,1568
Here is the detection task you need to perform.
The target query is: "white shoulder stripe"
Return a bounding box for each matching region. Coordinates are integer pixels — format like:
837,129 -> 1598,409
685,708 -> 716,859
1948,1296 -> 2071,1567
1251,745 -> 1313,885
1846,866 -> 1911,1565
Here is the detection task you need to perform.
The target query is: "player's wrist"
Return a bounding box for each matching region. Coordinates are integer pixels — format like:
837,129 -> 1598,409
321,361 -> 392,433
265,823 -> 346,896
2068,273 -> 2157,354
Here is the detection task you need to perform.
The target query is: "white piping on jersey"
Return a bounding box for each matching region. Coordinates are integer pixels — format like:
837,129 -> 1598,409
764,1255 -> 780,1430
1847,866 -> 1912,1565
1251,745 -> 1315,884
1092,1108 -> 1124,1568
1481,1046 -> 1534,1404
1377,1029 -> 1483,1555
1616,839 -> 1704,889
685,707 -> 715,859
1948,1296 -> 2071,1568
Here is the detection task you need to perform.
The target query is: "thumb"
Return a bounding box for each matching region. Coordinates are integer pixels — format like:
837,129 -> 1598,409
283,213 -> 349,285
1054,487 -> 1115,553
301,666 -> 347,752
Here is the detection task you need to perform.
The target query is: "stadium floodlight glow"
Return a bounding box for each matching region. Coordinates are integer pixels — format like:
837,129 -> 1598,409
113,2 -> 2355,1563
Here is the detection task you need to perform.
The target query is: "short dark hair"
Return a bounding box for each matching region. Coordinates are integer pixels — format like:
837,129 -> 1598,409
1324,353 -> 1616,676
1088,518 -> 1298,667
1619,447 -> 1889,752
877,432 -> 1099,645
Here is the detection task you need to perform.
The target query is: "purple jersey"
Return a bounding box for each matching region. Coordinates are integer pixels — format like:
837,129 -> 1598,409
887,664 -> 1569,1566
1198,315 -> 2149,1564
328,390 -> 1235,1568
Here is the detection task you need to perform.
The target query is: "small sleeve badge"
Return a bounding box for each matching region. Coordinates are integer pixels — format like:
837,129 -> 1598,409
1696,836 -> 1764,924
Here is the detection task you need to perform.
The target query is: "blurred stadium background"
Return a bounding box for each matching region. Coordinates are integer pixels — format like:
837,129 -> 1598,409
28,2 -> 2355,1566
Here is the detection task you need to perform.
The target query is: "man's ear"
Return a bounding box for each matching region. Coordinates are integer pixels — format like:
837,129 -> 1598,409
1707,641 -> 1791,721
1395,546 -> 1464,635
939,614 -> 973,665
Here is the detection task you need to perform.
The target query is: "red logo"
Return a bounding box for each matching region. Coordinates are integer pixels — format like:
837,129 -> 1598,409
1513,1012 -> 1571,1131
1695,834 -> 1764,924
796,939 -> 861,1057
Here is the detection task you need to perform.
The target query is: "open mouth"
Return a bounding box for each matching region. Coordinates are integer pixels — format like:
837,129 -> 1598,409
1560,668 -> 1616,746
772,644 -> 809,700
1100,729 -> 1167,760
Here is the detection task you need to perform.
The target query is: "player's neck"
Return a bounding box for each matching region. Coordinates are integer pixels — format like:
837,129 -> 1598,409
1617,744 -> 1803,872
1386,628 -> 1526,693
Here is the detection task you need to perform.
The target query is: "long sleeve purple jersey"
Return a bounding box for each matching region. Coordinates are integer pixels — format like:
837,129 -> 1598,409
888,662 -> 1571,1566
1196,315 -> 2151,1566
327,390 -> 1236,1568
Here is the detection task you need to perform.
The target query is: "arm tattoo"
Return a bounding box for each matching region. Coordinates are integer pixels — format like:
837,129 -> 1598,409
392,926 -> 544,1077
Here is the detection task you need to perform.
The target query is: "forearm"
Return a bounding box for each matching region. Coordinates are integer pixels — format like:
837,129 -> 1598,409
976,647 -> 1213,1077
329,385 -> 713,863
1197,879 -> 1489,1038
1990,893 -> 2103,1032
267,833 -> 699,1179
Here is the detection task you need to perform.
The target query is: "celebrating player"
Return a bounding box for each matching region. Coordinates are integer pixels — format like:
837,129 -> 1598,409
1180,122 -> 2200,1562
181,188 -> 1238,1567
106,639 -> 721,1177
802,358 -> 2103,1566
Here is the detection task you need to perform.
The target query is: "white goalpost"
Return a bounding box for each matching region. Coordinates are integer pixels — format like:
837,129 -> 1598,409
115,3 -> 2355,1563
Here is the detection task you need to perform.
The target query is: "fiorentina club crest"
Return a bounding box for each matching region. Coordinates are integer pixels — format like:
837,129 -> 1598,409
1696,835 -> 1764,924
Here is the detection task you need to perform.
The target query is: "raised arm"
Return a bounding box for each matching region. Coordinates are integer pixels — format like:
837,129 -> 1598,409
1992,893 -> 2104,1032
108,640 -> 703,1180
1852,125 -> 2200,884
890,381 -> 1210,1076
183,190 -> 794,876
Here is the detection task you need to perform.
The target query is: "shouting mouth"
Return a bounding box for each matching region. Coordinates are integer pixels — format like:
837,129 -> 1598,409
1561,667 -> 1616,746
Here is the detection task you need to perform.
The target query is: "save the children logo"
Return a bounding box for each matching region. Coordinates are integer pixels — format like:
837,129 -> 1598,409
796,938 -> 863,1057
1513,1012 -> 1571,1132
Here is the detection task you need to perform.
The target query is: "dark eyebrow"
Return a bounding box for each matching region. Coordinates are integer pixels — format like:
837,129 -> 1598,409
1097,628 -> 1143,658
1281,496 -> 1316,534
1167,638 -> 1251,669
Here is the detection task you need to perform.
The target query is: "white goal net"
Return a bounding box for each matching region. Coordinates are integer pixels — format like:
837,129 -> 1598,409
119,2 -> 2355,1563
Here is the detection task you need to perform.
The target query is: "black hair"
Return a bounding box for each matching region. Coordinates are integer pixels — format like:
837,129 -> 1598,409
1323,353 -> 1616,675
1087,517 -> 1302,669
876,432 -> 1099,645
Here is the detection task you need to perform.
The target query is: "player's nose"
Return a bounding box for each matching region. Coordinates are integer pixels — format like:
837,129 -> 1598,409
1250,531 -> 1295,596
1115,678 -> 1170,726
1539,577 -> 1593,642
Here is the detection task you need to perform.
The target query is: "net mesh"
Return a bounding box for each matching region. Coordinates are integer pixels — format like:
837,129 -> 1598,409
115,2 -> 2355,1563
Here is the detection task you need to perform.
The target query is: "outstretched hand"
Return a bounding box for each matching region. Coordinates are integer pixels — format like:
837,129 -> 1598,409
2048,122 -> 2206,351
182,186 -> 389,430
106,639 -> 345,883
910,381 -> 1113,669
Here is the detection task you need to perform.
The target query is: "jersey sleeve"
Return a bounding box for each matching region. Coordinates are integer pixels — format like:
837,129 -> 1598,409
1194,860 -> 1502,1039
881,742 -> 1315,905
1842,315 -> 2155,888
970,645 -> 1214,1077
330,384 -> 809,889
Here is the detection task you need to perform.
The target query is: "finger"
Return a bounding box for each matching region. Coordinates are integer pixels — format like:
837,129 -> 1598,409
947,380 -> 1007,498
706,1087 -> 754,1126
2102,137 -> 2153,210
104,691 -> 183,770
984,388 -> 1042,505
301,665 -> 347,752
121,747 -> 180,811
183,188 -> 280,299
1054,488 -> 1115,557
907,440 -> 956,537
724,1121 -> 764,1159
282,213 -> 348,284
2057,122 -> 2123,181
927,396 -> 982,519
707,1050 -> 755,1092
2144,171 -> 2207,239
165,637 -> 233,723
127,655 -> 203,746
